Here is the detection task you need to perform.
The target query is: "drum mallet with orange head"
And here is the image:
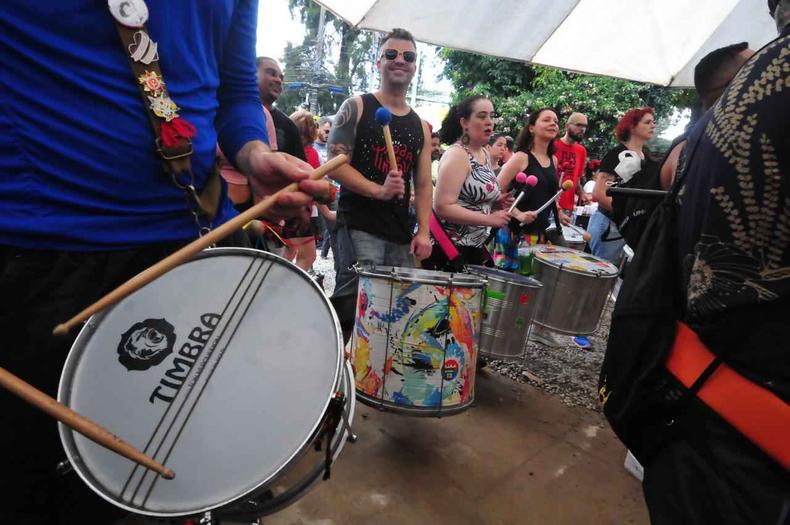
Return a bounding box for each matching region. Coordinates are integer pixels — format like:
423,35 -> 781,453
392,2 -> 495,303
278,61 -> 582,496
530,179 -> 574,217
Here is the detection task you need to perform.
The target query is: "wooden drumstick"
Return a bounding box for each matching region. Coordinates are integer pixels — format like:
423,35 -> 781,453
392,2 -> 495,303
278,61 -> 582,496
374,107 -> 399,174
0,366 -> 175,479
53,154 -> 348,336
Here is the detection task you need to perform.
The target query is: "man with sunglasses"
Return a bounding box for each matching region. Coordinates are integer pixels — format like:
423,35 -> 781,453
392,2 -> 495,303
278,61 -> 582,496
327,28 -> 433,342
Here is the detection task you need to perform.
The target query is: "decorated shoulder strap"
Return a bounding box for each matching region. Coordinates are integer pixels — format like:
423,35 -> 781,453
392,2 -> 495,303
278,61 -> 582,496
108,0 -> 221,225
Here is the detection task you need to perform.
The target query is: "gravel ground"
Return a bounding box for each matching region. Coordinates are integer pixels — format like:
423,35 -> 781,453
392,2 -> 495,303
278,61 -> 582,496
488,301 -> 613,411
310,250 -> 613,412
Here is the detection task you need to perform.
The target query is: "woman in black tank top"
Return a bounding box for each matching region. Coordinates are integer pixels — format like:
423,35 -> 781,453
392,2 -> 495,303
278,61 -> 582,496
494,108 -> 567,270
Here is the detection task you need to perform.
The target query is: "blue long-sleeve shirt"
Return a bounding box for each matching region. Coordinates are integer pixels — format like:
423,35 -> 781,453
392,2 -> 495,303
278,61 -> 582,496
0,0 -> 267,249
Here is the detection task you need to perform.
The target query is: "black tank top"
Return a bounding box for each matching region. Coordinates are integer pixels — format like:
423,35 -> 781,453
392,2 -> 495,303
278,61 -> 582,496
338,93 -> 424,244
510,151 -> 559,235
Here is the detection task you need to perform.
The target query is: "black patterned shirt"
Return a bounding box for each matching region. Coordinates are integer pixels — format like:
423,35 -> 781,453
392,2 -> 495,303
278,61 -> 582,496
677,29 -> 790,399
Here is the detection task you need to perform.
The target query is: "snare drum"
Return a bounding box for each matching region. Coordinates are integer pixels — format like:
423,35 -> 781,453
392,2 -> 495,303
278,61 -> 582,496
58,248 -> 353,518
467,265 -> 542,361
352,267 -> 485,416
530,245 -> 618,335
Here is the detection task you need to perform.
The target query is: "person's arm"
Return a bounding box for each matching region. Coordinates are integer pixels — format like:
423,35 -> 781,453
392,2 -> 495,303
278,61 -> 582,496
576,149 -> 589,203
263,106 -> 277,150
327,97 -> 404,200
592,171 -> 615,210
410,120 -> 434,259
660,140 -> 685,190
553,155 -> 572,225
434,146 -> 508,228
497,152 -> 536,223
496,151 -> 528,191
317,203 -> 336,221
213,1 -> 329,220
591,147 -> 622,211
215,0 -> 269,161
235,141 -> 330,220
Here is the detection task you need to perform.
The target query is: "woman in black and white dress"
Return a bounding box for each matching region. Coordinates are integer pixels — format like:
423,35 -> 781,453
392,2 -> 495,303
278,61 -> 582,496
422,95 -> 511,271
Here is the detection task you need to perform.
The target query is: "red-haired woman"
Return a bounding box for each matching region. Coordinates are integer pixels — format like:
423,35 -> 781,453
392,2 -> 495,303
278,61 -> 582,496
589,107 -> 658,263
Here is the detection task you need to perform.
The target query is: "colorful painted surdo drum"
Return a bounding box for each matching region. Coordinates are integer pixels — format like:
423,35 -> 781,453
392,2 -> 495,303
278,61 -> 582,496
530,245 -> 618,335
58,248 -> 354,519
352,267 -> 485,416
467,265 -> 543,361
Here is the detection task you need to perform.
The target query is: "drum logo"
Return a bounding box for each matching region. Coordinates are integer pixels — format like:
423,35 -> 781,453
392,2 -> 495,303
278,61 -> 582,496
117,318 -> 176,371
442,359 -> 459,381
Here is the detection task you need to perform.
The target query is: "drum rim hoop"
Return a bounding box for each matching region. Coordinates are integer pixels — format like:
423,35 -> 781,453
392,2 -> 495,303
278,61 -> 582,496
57,247 -> 345,517
357,265 -> 486,288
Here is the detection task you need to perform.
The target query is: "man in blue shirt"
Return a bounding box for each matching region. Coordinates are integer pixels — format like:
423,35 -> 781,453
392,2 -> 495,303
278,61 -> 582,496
0,1 -> 330,522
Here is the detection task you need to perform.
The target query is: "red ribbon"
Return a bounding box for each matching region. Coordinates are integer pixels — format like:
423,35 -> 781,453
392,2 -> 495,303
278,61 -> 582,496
160,117 -> 196,148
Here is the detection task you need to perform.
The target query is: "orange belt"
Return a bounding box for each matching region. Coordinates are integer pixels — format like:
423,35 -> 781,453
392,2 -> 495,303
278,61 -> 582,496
667,322 -> 790,470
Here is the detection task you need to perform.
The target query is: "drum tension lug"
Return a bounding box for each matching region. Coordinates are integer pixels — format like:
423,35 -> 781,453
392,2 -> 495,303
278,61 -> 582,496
56,458 -> 73,477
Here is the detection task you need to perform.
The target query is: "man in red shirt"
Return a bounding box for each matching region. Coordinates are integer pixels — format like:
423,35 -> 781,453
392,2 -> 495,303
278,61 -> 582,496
554,112 -> 593,349
554,112 -> 589,216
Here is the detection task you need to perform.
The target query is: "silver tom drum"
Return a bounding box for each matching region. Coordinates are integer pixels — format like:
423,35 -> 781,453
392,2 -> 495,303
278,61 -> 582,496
467,265 -> 542,361
530,245 -> 618,335
58,248 -> 353,518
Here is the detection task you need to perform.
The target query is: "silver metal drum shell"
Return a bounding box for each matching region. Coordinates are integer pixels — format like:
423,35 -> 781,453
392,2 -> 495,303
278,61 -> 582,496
57,248 -> 344,517
467,266 -> 543,360
531,258 -> 616,335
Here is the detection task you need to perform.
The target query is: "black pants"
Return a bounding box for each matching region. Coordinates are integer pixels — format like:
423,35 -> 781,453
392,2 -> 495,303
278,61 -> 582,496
0,243 -> 196,524
642,399 -> 790,525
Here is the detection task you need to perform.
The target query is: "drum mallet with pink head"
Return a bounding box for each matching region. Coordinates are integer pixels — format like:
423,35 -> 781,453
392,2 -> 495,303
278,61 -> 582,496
508,172 -> 538,213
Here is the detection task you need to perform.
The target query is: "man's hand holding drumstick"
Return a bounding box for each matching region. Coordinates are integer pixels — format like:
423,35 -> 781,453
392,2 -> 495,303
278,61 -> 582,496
53,154 -> 348,337
236,140 -> 336,222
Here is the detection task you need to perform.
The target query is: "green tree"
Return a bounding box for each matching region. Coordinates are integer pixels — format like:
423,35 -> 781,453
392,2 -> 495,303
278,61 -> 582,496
441,50 -> 694,158
283,0 -> 376,116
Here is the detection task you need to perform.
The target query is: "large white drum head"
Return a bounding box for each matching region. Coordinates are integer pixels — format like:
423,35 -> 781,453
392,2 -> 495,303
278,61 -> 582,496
58,248 -> 342,516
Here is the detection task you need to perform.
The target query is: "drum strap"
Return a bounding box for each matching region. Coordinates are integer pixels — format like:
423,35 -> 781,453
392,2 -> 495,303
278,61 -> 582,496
667,322 -> 790,470
429,211 -> 461,261
111,11 -> 222,234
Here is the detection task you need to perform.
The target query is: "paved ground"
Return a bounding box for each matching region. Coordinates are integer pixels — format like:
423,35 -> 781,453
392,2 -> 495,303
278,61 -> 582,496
263,369 -> 648,525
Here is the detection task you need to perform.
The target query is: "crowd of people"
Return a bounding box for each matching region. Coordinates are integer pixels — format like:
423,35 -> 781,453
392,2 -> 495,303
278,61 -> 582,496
0,0 -> 787,523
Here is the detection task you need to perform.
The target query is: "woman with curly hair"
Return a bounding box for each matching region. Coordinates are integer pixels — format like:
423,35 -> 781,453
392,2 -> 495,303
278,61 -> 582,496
422,95 -> 510,271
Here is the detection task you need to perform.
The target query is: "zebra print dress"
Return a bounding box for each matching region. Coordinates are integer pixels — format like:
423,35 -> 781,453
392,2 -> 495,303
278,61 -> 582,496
438,143 -> 501,247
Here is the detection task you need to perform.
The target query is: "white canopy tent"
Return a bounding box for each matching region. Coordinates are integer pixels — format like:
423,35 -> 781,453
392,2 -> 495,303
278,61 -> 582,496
312,0 -> 776,87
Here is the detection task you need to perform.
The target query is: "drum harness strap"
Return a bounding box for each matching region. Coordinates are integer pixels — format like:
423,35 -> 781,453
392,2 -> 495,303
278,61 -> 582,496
110,6 -> 222,238
314,392 -> 346,480
666,322 -> 790,470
